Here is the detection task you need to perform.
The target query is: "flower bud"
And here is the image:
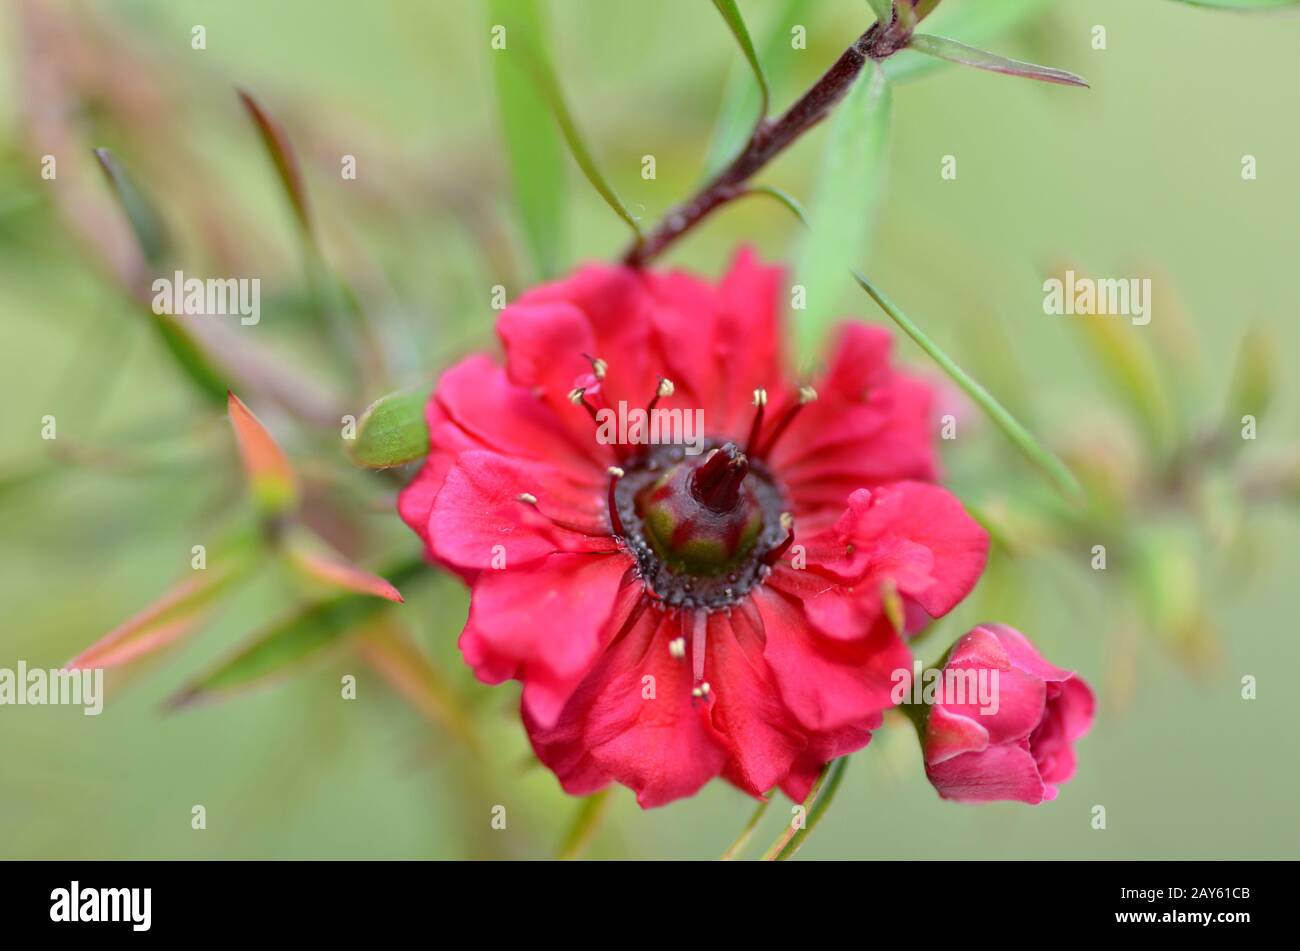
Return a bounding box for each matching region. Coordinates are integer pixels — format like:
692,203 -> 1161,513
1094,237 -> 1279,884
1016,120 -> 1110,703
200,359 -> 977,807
920,624 -> 1094,804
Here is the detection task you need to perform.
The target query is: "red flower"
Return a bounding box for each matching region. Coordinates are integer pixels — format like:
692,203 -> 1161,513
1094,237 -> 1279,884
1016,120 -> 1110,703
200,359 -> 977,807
922,624 -> 1095,804
400,250 -> 989,807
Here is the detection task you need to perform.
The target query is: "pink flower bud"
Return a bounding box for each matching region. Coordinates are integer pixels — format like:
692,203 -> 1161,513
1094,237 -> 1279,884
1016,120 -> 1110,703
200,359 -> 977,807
923,624 -> 1094,804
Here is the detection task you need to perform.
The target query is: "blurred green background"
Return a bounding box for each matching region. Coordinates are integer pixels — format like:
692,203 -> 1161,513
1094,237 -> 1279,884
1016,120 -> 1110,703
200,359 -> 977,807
1,0 -> 1297,859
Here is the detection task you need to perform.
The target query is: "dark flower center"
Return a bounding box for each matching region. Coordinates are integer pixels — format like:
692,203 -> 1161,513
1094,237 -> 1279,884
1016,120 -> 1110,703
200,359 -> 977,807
610,441 -> 790,610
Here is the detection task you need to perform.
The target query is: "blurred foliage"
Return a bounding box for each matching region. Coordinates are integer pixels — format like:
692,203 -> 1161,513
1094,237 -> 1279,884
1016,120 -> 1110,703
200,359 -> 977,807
0,0 -> 1297,860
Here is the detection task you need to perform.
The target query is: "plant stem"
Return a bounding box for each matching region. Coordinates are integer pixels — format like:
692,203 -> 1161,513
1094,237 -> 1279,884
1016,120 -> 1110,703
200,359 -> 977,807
556,788 -> 612,860
720,797 -> 772,861
760,757 -> 850,861
624,17 -> 910,268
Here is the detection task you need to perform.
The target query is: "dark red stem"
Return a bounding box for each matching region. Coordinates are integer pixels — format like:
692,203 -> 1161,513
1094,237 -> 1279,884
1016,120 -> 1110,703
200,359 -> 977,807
623,17 -> 912,268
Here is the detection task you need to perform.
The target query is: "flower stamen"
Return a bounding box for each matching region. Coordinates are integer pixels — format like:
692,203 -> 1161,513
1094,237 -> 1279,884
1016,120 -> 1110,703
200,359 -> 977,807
607,465 -> 626,538
763,511 -> 796,566
646,376 -> 674,415
568,385 -> 600,423
690,609 -> 707,686
744,387 -> 767,455
757,385 -> 817,457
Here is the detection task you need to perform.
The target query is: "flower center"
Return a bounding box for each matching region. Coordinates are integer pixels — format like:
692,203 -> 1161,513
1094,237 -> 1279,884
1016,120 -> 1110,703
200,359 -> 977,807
610,441 -> 790,610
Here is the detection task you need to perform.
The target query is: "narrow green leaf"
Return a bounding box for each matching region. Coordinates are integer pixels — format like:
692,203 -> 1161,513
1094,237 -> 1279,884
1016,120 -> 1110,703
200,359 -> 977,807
744,184 -> 808,226
228,391 -> 300,517
93,148 -> 229,405
526,42 -> 641,241
761,757 -> 849,861
92,148 -> 169,266
865,0 -> 894,20
237,90 -> 313,242
710,0 -> 770,119
287,529 -> 405,604
907,33 -> 1088,87
487,0 -> 568,278
853,270 -> 1084,503
168,557 -> 425,707
1050,264 -> 1176,453
346,388 -> 430,468
794,62 -> 891,359
151,319 -> 231,405
704,0 -> 811,179
885,0 -> 1054,84
68,538 -> 256,670
1224,321 -> 1277,426
912,0 -> 945,21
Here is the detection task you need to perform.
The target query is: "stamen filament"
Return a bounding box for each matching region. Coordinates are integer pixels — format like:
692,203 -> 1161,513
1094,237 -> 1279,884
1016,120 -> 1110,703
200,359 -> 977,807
646,376 -> 674,415
607,466 -> 626,538
763,512 -> 796,566
691,609 -> 707,686
745,387 -> 767,455
757,386 -> 817,458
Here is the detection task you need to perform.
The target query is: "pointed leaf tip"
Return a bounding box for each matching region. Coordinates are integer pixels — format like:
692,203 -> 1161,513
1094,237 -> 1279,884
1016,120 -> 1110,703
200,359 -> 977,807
238,88 -> 313,238
227,391 -> 299,515
710,0 -> 770,119
908,33 -> 1089,87
288,532 -> 406,604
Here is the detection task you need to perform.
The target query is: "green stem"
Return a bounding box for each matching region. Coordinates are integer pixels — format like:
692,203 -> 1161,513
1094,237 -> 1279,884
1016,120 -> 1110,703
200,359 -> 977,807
556,788 -> 612,861
721,797 -> 772,861
760,757 -> 849,860
852,269 -> 1084,504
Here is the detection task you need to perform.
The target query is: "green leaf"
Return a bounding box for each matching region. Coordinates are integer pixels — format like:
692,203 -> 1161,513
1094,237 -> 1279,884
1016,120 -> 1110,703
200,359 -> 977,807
92,148 -> 169,266
227,391 -> 300,517
853,270 -> 1084,503
703,0 -> 812,179
286,529 -> 405,604
93,148 -> 229,405
761,757 -> 849,860
1224,321 -> 1277,426
794,62 -> 891,359
1051,264 -> 1176,453
865,0 -> 894,20
151,319 -> 232,406
68,541 -> 255,670
907,33 -> 1088,87
168,557 -> 425,707
710,0 -> 770,119
487,0 -> 568,279
346,388 -> 430,468
237,90 -> 313,242
744,184 -> 809,227
523,32 -> 642,242
884,0 -> 1054,84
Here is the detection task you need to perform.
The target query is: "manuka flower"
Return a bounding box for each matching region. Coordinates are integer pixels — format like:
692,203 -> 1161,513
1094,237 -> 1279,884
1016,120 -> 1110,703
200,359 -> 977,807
400,250 -> 990,807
